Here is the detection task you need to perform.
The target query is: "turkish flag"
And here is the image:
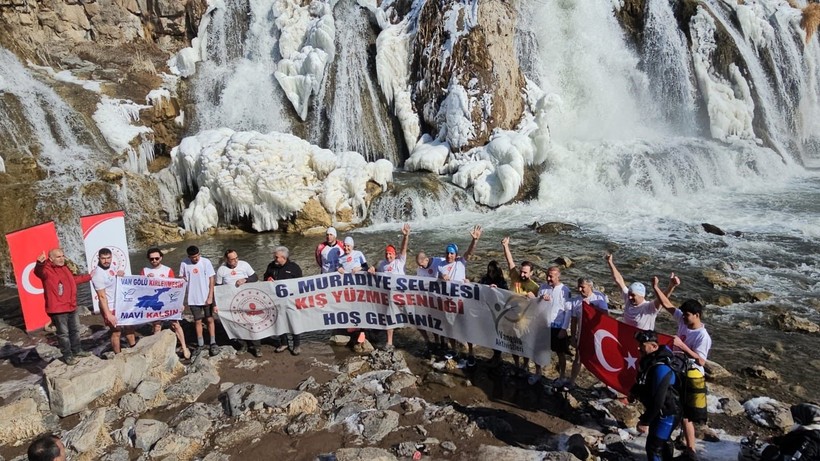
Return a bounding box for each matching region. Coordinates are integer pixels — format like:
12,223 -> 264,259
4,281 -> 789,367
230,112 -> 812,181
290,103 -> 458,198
578,304 -> 672,395
5,222 -> 61,331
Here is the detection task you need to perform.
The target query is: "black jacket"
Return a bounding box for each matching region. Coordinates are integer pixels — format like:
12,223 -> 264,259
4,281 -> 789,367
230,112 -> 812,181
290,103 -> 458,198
263,259 -> 303,281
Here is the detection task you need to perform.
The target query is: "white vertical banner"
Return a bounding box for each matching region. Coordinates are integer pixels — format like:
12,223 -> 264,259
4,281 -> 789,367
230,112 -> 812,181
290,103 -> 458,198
81,211 -> 131,313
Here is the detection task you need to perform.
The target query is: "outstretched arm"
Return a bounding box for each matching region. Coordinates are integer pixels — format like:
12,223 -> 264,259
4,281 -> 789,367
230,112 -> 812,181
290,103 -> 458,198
652,276 -> 676,313
462,225 -> 482,259
605,253 -> 627,291
501,236 -> 516,271
399,223 -> 410,259
665,272 -> 680,297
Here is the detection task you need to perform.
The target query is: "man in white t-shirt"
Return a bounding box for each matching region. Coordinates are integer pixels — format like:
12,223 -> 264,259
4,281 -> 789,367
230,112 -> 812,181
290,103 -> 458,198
179,245 -> 217,356
605,253 -> 677,330
216,249 -> 261,357
414,249 -> 445,354
369,223 -> 410,351
533,266 -> 573,385
654,279 -> 712,460
567,277 -> 609,389
92,247 -> 134,354
142,247 -> 190,359
316,227 -> 344,274
437,225 -> 482,361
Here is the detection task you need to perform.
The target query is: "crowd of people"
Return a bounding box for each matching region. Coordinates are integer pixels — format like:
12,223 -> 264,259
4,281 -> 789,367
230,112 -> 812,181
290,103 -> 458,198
31,225 -> 718,461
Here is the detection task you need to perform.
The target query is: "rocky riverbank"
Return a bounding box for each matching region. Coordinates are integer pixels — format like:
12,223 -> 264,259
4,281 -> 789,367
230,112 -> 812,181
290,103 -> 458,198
0,307 -> 804,461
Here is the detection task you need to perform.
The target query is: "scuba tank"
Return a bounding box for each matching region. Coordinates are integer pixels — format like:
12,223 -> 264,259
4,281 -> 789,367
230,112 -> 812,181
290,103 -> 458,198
685,358 -> 708,423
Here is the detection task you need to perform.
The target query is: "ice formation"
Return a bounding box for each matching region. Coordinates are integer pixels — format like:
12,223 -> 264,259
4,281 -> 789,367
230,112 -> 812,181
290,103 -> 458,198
92,97 -> 154,173
171,129 -> 393,233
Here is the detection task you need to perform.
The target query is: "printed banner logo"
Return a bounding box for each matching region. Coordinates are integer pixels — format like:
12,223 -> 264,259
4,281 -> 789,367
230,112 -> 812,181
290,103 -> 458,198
229,288 -> 278,333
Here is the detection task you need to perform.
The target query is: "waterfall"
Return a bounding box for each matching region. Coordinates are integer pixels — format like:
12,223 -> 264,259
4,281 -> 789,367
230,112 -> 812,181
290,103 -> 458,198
308,0 -> 401,165
643,0 -> 698,133
190,0 -> 293,134
188,0 -> 402,164
0,49 -> 116,264
367,174 -> 482,224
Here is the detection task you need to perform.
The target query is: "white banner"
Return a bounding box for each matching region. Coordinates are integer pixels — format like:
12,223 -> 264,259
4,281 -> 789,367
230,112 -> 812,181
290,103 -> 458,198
115,276 -> 186,326
82,211 -> 131,313
216,273 -> 553,365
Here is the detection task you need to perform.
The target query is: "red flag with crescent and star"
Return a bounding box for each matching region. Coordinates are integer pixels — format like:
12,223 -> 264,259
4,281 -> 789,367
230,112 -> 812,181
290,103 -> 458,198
5,221 -> 61,331
578,304 -> 673,395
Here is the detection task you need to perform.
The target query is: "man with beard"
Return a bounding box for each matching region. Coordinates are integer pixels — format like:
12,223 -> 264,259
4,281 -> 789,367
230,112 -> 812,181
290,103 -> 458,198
263,246 -> 304,355
316,227 -> 344,274
34,248 -> 93,365
217,249 -> 260,357
369,223 -> 410,351
142,248 -> 190,359
92,247 -> 135,354
499,235 -> 539,372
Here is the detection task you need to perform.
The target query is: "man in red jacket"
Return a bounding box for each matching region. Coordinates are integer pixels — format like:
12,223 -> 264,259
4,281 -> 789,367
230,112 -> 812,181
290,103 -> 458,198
34,248 -> 93,365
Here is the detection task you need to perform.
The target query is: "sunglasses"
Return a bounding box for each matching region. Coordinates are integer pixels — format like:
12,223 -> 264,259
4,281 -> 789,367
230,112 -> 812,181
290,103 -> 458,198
149,257 -> 161,261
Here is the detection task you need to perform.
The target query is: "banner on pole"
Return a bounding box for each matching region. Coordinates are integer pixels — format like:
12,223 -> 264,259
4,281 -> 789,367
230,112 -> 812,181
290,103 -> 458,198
114,276 -> 186,326
81,211 -> 131,313
5,222 -> 61,331
578,304 -> 673,395
216,272 -> 553,365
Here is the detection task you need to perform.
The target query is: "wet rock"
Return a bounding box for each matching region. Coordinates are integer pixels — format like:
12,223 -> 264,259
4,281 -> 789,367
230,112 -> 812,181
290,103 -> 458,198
118,392 -> 147,414
0,397 -> 46,446
702,269 -> 737,288
223,383 -> 319,417
702,223 -> 726,236
213,419 -> 265,448
772,312 -> 820,334
425,371 -> 457,388
133,418 -> 168,451
553,256 -> 574,268
352,409 -> 400,443
743,397 -> 794,430
716,295 -> 734,307
566,433 -> 590,461
705,360 -> 732,379
720,398 -> 745,417
335,447 -> 398,461
742,366 -> 780,382
63,408 -> 112,454
750,291 -> 773,302
532,222 -> 580,234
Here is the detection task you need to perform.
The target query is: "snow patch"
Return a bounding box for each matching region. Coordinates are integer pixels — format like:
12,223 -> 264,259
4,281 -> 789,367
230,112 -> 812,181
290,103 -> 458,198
26,62 -> 103,92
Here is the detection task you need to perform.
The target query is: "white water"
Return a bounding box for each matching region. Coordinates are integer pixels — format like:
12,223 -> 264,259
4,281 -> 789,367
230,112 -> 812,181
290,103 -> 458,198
0,49 -> 117,265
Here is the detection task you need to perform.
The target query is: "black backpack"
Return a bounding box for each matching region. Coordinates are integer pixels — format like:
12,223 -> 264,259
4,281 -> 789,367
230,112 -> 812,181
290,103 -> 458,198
761,428 -> 820,461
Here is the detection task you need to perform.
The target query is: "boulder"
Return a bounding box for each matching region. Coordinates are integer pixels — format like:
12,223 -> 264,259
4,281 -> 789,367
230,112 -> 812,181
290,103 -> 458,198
164,368 -> 219,403
705,360 -> 732,379
720,397 -> 745,417
772,312 -> 820,334
223,383 -> 318,417
425,371 -> 457,388
63,408 -> 112,454
133,418 -> 168,451
135,377 -> 162,401
532,222 -> 580,234
45,331 -> 181,416
475,444 -> 580,461
213,419 -> 265,448
0,397 -> 46,446
118,392 -> 147,414
335,447 -> 398,461
150,433 -> 200,459
603,399 -> 641,428
354,409 -> 400,443
553,256 -> 574,268
701,223 -> 726,236
742,366 -> 780,382
743,397 -> 794,431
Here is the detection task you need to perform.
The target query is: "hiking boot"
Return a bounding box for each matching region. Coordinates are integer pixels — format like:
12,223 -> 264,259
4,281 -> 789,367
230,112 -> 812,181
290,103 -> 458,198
236,341 -> 248,353
274,345 -> 289,353
75,351 -> 92,358
209,344 -> 219,357
291,346 -> 302,356
250,348 -> 263,358
65,356 -> 79,366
